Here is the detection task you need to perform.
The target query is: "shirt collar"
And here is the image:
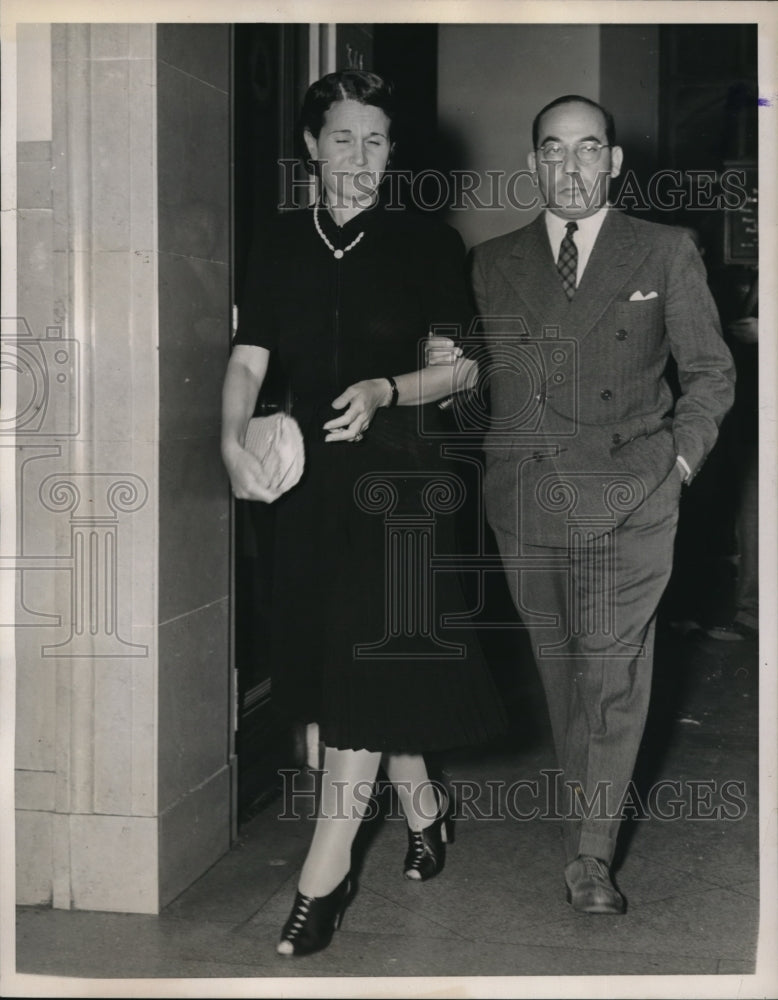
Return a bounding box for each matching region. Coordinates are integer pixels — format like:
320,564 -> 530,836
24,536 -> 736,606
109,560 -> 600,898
545,204 -> 610,242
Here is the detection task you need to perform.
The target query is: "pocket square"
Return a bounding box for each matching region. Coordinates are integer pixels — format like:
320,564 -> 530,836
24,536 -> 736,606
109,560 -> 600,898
629,290 -> 658,301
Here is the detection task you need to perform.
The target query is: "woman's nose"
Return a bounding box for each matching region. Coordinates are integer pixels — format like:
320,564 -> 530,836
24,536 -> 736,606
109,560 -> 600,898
351,143 -> 368,166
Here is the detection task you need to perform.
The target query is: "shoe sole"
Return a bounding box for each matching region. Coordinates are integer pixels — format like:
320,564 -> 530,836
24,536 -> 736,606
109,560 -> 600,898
565,887 -> 626,914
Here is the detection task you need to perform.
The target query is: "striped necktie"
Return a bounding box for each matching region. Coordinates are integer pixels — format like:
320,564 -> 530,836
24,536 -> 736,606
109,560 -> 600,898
557,221 -> 579,300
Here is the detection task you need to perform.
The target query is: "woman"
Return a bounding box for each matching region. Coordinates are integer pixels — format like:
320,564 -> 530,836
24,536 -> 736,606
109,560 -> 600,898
221,70 -> 506,957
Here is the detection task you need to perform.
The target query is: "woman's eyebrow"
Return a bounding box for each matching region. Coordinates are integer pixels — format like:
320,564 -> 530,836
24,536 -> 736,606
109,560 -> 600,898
327,128 -> 387,138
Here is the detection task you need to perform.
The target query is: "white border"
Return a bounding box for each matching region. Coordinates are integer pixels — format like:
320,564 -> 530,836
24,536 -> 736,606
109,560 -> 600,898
1,2 -> 776,998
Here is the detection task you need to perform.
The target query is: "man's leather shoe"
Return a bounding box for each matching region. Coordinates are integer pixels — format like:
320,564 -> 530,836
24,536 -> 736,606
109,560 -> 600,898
564,855 -> 626,914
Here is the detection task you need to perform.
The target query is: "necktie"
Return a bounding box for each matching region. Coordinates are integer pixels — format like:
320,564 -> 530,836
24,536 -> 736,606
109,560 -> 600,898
557,221 -> 579,300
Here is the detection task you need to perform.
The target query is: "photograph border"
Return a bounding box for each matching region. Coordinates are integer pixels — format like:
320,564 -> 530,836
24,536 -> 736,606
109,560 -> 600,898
2,2 -> 776,997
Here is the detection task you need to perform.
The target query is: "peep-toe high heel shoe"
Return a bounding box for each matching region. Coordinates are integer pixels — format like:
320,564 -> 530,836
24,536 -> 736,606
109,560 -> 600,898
276,873 -> 352,957
403,802 -> 453,881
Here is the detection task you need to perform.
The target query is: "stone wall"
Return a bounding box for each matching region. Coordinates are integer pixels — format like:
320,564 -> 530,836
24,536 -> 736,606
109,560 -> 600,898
12,22 -> 232,914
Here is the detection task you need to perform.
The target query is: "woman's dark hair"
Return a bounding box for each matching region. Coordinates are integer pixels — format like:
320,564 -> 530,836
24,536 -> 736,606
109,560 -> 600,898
300,70 -> 397,139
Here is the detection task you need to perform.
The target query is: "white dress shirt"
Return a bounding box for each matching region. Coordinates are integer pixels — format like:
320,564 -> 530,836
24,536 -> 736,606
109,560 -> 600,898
544,206 -> 610,287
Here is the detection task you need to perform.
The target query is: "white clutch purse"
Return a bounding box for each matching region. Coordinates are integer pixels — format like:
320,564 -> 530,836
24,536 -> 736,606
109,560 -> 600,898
243,411 -> 305,496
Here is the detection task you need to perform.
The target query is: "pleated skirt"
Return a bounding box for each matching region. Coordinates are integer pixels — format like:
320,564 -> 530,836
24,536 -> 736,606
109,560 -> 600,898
268,403 -> 508,753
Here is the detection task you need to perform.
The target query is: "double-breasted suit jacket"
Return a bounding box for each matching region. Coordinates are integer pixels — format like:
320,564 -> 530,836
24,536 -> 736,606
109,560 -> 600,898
470,209 -> 736,548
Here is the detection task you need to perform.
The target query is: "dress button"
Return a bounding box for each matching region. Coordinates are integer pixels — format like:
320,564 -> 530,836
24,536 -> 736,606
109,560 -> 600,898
616,329 -> 628,341
600,389 -> 612,401
612,432 -> 622,444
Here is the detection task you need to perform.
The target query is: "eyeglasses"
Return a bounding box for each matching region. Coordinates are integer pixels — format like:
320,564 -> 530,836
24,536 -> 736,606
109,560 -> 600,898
536,141 -> 611,165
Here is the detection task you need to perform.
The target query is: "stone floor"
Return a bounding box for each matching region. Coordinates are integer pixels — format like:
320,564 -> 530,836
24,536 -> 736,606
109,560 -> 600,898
10,621 -> 776,997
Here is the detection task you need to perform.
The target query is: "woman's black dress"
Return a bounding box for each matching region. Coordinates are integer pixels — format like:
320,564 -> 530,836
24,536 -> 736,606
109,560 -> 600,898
235,202 -> 506,752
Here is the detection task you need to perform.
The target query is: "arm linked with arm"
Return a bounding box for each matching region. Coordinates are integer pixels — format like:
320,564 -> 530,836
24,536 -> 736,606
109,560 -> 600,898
325,223 -> 479,438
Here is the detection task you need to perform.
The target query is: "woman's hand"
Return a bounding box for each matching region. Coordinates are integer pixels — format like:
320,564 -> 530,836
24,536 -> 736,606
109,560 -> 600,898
222,439 -> 284,503
323,378 -> 391,442
425,336 -> 463,367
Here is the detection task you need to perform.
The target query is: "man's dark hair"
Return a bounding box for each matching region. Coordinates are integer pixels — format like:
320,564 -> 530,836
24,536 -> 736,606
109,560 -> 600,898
532,95 -> 616,149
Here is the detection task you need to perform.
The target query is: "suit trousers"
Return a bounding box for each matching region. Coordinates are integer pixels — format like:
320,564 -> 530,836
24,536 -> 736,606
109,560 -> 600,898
491,463 -> 682,865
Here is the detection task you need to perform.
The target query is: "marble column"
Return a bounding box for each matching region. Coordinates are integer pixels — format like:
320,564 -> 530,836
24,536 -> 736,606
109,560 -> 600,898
12,23 -> 232,913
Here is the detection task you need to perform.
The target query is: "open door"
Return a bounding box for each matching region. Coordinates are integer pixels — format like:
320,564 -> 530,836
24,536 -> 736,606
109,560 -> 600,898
231,23 -> 310,823
230,21 -> 441,824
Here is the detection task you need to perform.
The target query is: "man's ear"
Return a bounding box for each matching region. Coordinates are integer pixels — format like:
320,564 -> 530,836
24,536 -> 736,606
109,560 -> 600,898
610,145 -> 623,179
527,150 -> 537,173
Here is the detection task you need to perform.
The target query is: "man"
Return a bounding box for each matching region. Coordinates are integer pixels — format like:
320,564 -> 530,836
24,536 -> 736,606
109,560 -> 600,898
469,95 -> 735,913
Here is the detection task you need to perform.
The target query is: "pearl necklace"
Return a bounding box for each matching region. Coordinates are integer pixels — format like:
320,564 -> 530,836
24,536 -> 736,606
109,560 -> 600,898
313,202 -> 365,259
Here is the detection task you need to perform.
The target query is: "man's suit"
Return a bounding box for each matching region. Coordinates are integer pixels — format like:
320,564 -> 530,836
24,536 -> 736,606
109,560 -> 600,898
470,209 -> 735,864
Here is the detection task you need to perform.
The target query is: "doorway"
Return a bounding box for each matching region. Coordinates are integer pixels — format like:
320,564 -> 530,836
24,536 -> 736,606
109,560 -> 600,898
232,23 -> 309,822
230,22 -> 442,824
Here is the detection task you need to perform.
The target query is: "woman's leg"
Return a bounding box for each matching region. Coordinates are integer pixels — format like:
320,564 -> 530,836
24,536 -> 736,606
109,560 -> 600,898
278,744 -> 382,956
297,745 -> 382,898
383,753 -> 441,831
384,753 -> 449,881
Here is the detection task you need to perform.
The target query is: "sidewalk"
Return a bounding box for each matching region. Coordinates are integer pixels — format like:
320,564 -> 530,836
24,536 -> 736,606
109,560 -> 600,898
14,622 -> 762,988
